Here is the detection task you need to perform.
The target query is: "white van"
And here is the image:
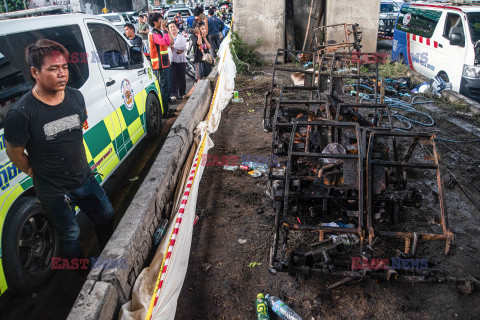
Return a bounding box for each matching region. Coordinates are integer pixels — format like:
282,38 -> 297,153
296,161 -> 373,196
0,14 -> 163,295
392,2 -> 480,101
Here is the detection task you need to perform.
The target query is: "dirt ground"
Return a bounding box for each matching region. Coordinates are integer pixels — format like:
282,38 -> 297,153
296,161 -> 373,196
175,66 -> 480,320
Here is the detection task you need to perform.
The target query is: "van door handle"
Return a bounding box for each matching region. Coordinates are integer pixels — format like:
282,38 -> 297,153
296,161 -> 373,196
106,79 -> 116,87
438,43 -> 443,48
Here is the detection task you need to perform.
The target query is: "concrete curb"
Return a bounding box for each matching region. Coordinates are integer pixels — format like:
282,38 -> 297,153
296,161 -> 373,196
67,78 -> 213,320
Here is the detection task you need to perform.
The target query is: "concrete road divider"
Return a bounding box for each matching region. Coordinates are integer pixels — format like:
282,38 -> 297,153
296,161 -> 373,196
67,79 -> 213,320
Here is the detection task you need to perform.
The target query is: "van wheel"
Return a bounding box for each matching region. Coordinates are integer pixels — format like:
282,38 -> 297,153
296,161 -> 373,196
2,197 -> 59,293
438,72 -> 449,83
145,93 -> 163,139
396,53 -> 406,65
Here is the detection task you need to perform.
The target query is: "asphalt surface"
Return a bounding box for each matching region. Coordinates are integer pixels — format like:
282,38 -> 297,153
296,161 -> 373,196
0,76 -> 194,320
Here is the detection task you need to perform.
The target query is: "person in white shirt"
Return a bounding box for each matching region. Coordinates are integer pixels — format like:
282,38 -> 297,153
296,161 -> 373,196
168,21 -> 187,100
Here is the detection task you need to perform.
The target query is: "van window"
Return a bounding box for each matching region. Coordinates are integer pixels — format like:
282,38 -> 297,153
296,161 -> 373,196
396,6 -> 442,38
88,23 -> 129,70
380,3 -> 399,13
467,13 -> 480,42
0,36 -> 29,128
103,15 -> 121,23
444,13 -> 464,38
6,25 -> 89,90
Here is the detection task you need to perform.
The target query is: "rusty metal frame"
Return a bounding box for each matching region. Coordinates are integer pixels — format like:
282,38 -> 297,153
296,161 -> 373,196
365,130 -> 454,255
269,120 -> 364,272
263,49 -> 319,132
313,23 -> 362,55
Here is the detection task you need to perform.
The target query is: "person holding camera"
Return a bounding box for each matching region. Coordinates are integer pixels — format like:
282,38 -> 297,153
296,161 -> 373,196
193,22 -> 212,81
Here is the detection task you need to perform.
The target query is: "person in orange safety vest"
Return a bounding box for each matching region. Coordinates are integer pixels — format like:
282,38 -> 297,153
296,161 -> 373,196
148,12 -> 172,112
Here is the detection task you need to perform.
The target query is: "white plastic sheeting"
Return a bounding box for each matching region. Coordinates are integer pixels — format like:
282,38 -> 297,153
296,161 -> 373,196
118,31 -> 236,320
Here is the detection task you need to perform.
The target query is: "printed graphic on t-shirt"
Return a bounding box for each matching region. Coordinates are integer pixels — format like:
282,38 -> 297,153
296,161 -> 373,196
43,114 -> 81,140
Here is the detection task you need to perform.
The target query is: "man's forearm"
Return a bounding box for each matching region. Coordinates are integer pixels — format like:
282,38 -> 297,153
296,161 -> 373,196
8,151 -> 32,176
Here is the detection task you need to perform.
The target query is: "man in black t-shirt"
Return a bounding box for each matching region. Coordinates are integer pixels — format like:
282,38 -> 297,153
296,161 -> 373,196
4,39 -> 114,262
124,23 -> 143,48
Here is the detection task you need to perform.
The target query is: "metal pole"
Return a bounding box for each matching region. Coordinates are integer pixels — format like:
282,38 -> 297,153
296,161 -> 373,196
23,0 -> 26,10
3,0 -> 8,12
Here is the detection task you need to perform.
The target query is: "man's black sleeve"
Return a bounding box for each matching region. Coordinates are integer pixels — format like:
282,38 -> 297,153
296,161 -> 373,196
72,89 -> 88,123
4,109 -> 30,147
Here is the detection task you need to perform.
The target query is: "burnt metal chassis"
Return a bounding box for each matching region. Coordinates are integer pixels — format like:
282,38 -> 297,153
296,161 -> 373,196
268,119 -> 455,286
263,48 -> 319,132
268,122 -> 456,286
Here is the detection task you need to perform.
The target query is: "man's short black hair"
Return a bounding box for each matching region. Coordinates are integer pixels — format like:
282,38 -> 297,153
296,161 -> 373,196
193,7 -> 203,17
25,39 -> 69,82
208,9 -> 214,16
124,23 -> 135,31
149,12 -> 163,27
167,21 -> 177,28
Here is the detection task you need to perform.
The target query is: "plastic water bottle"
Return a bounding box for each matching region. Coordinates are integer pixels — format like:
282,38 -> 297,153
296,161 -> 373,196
153,219 -> 169,246
265,295 -> 302,320
255,293 -> 270,320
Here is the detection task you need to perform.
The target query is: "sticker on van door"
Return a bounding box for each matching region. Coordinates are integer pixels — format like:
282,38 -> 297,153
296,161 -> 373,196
121,79 -> 135,110
403,13 -> 411,26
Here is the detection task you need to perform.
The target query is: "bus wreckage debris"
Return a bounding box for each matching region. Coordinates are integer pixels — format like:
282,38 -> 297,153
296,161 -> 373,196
263,23 -> 469,291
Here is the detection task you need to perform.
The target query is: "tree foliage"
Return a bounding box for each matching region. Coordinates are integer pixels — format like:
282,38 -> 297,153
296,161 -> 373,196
0,0 -> 28,13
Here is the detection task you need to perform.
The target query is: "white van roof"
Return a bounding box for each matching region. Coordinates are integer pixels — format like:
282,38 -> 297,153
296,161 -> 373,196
408,2 -> 480,13
0,14 -> 108,36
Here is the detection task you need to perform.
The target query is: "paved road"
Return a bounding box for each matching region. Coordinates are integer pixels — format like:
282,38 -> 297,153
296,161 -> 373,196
0,77 -> 194,320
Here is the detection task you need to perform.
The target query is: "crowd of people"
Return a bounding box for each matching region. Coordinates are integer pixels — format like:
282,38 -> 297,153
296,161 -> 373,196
123,5 -> 231,113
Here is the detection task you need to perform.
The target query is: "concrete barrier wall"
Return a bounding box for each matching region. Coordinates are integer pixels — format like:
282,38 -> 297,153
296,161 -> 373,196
232,0 -> 285,61
67,79 -> 213,320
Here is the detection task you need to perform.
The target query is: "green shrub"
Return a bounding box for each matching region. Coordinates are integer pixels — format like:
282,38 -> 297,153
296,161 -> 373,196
230,31 -> 263,74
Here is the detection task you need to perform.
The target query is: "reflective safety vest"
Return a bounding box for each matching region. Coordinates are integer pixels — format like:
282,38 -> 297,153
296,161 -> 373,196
148,30 -> 170,70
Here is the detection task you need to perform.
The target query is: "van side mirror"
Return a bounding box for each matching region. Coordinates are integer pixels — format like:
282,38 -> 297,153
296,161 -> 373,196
449,26 -> 464,46
129,46 -> 143,68
450,33 -> 464,46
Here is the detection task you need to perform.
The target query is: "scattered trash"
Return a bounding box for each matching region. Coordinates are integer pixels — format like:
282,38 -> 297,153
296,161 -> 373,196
256,207 -> 264,214
223,165 -> 239,171
247,92 -> 252,97
338,67 -> 357,73
411,77 -> 452,96
248,262 -> 262,268
321,222 -> 340,228
411,82 -> 430,94
248,170 -> 263,178
194,215 -> 200,226
255,293 -> 271,320
129,176 -> 139,182
265,294 -> 303,320
202,262 -> 212,272
303,62 -> 313,68
321,221 -> 355,228
240,165 -> 250,171
153,219 -> 169,246
331,234 -> 360,245
232,97 -> 244,103
291,72 -> 305,86
232,91 -> 243,102
238,238 -> 248,244
242,161 -> 269,173
321,143 -> 346,164
248,109 -> 255,112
